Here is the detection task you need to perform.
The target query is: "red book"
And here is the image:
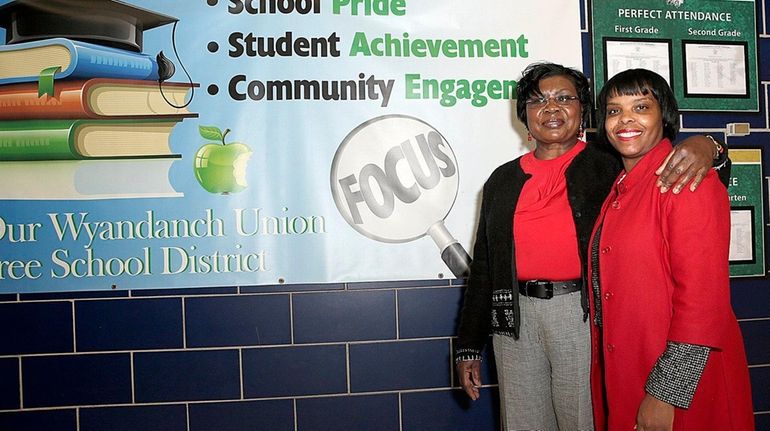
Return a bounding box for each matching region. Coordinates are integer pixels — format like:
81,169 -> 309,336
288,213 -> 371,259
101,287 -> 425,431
0,78 -> 198,120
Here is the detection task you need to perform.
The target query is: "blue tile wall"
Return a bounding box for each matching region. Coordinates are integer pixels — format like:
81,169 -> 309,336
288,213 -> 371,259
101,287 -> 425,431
401,389 -> 500,431
189,400 -> 294,431
293,290 -> 396,343
581,32 -> 594,78
0,409 -> 77,431
1,1 -> 768,430
133,350 -> 240,402
0,302 -> 73,355
75,298 -> 183,351
242,345 -> 347,398
755,413 -> 770,431
732,283 -> 770,319
80,405 -> 187,431
751,367 -> 770,412
398,287 -> 464,338
760,38 -> 770,81
741,320 -> 770,365
0,357 -> 19,410
185,294 -> 291,347
349,339 -> 451,392
295,394 -> 400,431
22,354 -> 131,408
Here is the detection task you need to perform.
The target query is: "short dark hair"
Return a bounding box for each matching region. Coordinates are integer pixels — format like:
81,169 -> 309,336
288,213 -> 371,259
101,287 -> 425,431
596,68 -> 679,145
515,62 -> 592,130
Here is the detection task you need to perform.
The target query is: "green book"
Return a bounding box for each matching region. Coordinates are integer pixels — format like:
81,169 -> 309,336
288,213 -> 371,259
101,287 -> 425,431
0,119 -> 184,161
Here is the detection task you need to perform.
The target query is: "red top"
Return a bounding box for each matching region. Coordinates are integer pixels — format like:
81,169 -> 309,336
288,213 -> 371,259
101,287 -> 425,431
588,139 -> 754,431
514,140 -> 585,281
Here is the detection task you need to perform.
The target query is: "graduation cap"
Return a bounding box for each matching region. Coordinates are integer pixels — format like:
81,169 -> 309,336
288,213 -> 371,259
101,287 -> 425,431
0,0 -> 178,53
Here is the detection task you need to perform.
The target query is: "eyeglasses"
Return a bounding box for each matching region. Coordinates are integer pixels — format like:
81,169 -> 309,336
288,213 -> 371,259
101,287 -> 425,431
525,95 -> 579,108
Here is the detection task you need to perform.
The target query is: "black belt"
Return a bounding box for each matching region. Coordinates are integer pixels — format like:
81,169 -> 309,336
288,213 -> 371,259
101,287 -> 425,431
518,279 -> 582,299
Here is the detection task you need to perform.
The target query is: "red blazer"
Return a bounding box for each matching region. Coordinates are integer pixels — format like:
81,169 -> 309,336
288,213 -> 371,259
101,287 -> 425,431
588,139 -> 754,431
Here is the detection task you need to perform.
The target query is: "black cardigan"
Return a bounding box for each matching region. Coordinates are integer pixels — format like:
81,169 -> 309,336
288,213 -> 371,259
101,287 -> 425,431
454,143 -> 622,361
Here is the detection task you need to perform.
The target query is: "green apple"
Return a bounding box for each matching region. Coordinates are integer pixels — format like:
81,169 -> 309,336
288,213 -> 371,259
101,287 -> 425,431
193,126 -> 253,194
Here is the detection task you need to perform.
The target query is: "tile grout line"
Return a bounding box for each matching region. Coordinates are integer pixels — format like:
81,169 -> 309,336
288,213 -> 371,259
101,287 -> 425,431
394,289 -> 400,340
289,293 -> 295,345
182,297 -> 188,349
0,383 -> 500,413
766,83 -> 770,129
738,317 -> 770,322
71,301 -> 77,353
293,398 -> 298,431
0,339 -> 447,359
17,356 -> 23,410
448,339 -> 455,387
239,349 -> 245,400
130,352 -> 135,404
346,344 -> 351,394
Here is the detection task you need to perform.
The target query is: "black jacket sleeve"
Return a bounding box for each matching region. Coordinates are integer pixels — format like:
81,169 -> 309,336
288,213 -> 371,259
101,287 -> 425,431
454,184 -> 493,362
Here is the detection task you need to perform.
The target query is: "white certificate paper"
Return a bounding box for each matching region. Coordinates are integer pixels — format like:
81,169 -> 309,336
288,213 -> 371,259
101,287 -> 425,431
729,209 -> 754,262
684,43 -> 747,96
605,40 -> 671,84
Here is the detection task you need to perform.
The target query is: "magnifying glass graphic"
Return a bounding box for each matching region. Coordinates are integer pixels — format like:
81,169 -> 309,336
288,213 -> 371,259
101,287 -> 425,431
330,114 -> 471,277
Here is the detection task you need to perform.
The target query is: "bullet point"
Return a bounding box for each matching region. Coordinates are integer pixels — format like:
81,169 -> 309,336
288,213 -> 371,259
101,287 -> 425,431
207,84 -> 219,95
207,0 -> 217,6
207,41 -> 219,53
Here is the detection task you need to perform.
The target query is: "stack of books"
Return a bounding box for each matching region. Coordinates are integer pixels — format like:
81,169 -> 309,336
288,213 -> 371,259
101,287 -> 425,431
0,37 -> 197,200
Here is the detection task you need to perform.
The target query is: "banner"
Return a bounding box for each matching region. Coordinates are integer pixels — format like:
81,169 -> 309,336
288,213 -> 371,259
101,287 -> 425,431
0,0 -> 582,292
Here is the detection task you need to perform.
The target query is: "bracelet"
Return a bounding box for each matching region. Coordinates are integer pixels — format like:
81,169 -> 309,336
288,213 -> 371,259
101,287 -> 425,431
455,348 -> 483,364
705,135 -> 724,160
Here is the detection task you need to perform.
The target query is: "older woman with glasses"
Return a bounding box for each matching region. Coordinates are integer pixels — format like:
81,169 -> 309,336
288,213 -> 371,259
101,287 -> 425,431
454,62 -> 728,431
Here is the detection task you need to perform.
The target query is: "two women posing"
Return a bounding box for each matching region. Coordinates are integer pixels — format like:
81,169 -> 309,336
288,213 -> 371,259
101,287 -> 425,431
456,63 -> 753,431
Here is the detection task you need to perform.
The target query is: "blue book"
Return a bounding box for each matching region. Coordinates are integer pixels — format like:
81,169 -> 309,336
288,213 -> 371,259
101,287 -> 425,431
0,37 -> 160,85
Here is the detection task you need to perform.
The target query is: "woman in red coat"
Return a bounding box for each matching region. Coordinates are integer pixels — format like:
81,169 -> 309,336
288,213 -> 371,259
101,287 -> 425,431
589,68 -> 755,431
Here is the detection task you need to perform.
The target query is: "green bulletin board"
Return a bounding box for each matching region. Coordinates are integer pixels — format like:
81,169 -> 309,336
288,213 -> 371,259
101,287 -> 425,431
727,149 -> 766,277
591,0 -> 758,112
